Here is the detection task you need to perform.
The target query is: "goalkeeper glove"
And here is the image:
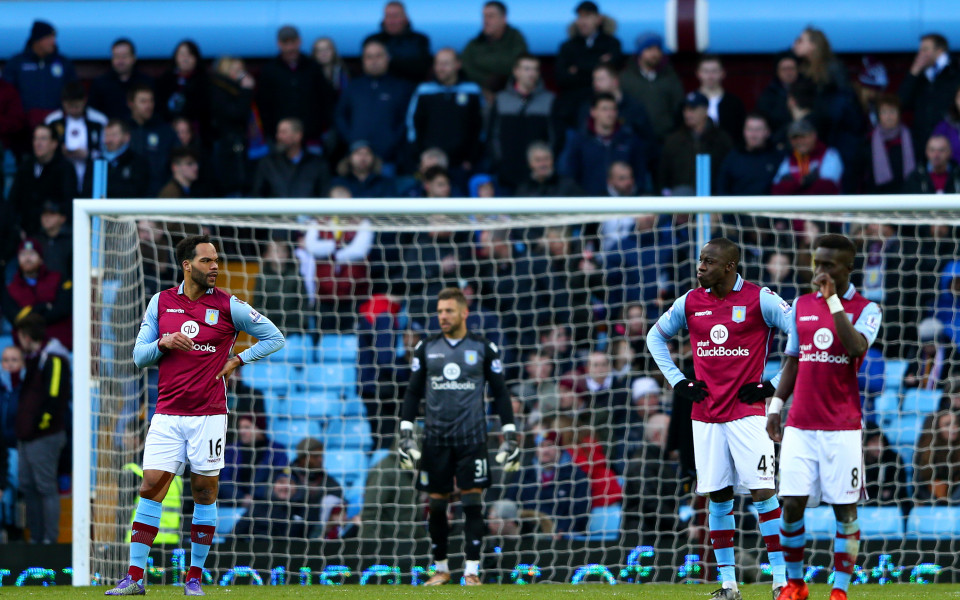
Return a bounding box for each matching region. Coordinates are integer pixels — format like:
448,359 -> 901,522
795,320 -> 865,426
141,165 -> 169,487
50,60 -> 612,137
738,380 -> 777,404
495,425 -> 521,472
674,378 -> 709,403
397,421 -> 421,470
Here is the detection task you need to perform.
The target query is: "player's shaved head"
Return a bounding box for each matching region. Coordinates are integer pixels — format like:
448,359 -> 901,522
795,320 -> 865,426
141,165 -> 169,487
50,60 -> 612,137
706,237 -> 740,265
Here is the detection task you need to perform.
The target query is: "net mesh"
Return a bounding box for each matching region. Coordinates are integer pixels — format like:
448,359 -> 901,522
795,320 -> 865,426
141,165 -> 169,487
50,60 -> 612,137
86,208 -> 960,585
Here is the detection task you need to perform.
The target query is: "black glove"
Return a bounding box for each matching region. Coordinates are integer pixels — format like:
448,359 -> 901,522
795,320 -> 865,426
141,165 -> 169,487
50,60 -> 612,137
495,428 -> 521,472
674,378 -> 709,403
398,426 -> 421,470
738,380 -> 776,404
799,169 -> 820,189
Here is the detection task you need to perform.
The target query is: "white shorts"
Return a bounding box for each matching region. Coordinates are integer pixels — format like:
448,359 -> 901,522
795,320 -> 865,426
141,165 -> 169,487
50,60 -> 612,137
778,427 -> 864,506
142,414 -> 227,476
692,416 -> 776,495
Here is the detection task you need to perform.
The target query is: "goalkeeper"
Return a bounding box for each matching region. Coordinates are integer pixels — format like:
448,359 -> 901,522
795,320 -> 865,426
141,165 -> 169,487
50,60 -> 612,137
398,287 -> 519,586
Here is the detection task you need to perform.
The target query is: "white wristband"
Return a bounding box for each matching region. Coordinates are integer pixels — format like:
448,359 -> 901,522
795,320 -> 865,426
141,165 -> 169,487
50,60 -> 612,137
400,420 -> 414,432
501,423 -> 516,434
825,294 -> 844,314
767,396 -> 784,415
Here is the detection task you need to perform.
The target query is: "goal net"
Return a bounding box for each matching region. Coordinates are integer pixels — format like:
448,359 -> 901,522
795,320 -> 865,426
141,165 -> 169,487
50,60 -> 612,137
74,197 -> 960,586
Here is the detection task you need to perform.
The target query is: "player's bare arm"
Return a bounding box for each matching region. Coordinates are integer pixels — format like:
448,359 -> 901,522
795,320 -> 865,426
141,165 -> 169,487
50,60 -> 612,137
767,355 -> 798,443
814,271 -> 868,358
215,356 -> 243,380
159,332 -> 194,352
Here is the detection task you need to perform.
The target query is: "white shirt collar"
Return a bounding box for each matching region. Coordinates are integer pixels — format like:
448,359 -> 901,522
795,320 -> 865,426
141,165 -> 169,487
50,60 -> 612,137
586,374 -> 613,392
926,52 -> 950,82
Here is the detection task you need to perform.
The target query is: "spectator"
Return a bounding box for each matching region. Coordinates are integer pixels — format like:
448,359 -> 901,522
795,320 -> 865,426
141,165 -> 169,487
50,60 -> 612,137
904,134 -> 960,194
486,499 -> 522,537
461,1 -> 528,91
253,239 -> 307,336
302,212 -> 373,332
158,147 -> 202,198
554,1 -> 623,131
35,202 -> 72,279
155,40 -> 209,135
252,118 -> 331,198
312,38 -> 349,95
620,32 -> 684,142
865,94 -> 916,194
207,56 -> 254,197
717,113 -> 781,196
609,376 -> 664,470
126,84 -> 177,196
0,77 -> 26,157
102,119 -> 150,199
934,264 -> 960,349
759,251 -> 800,303
1,344 -> 24,456
559,92 -> 648,196
611,302 -> 651,366
659,92 -> 734,195
364,1 -> 432,83
917,225 -> 959,309
89,38 -> 154,120
3,20 -> 76,128
288,438 -> 345,508
336,39 -> 413,165
8,124 -> 77,235
488,55 -> 555,190
577,63 -> 654,145
511,351 -> 561,424
136,220 -> 175,298
515,142 -> 583,197
756,51 -> 799,145
257,25 -> 335,145
469,173 -> 496,197
915,410 -> 960,503
331,140 -> 394,198
771,119 -> 843,195
932,85 -> 960,161
505,431 -> 591,535
13,314 -> 70,544
419,165 -> 452,198
401,225 -> 472,322
219,413 -> 288,506
397,147 -> 458,196
862,426 -> 910,507
356,293 -> 406,441
903,318 -> 957,391
407,48 -> 484,171
696,55 -> 746,146
900,33 -> 960,147
568,350 -> 631,439
234,468 -> 323,540
792,26 -> 849,92
359,438 -> 421,541
1,239 -> 72,349
622,412 -> 679,534
45,81 -> 107,192
554,415 -> 623,510
854,56 -> 890,128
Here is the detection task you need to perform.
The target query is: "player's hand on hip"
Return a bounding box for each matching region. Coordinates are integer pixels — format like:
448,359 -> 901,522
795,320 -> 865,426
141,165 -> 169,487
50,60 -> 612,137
812,272 -> 836,299
159,332 -> 194,352
495,426 -> 521,472
215,356 -> 243,380
766,413 -> 782,443
674,378 -> 709,403
398,425 -> 421,470
738,380 -> 776,404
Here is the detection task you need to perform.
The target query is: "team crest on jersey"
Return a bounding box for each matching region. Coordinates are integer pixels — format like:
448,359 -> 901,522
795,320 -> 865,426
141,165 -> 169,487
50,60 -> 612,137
732,306 -> 747,323
420,471 -> 429,486
205,309 -> 219,326
464,350 -> 478,365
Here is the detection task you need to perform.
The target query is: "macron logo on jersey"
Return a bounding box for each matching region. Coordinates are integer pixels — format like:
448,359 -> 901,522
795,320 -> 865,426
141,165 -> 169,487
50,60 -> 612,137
166,308 -> 185,313
694,310 -> 713,317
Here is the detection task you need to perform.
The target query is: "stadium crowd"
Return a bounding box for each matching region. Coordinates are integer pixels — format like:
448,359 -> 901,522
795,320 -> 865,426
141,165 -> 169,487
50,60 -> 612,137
1,1 -> 960,547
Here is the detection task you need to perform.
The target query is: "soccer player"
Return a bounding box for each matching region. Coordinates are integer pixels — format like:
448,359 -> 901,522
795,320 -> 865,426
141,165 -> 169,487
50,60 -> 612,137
105,235 -> 285,596
767,234 -> 881,600
397,287 -> 520,586
647,238 -> 793,600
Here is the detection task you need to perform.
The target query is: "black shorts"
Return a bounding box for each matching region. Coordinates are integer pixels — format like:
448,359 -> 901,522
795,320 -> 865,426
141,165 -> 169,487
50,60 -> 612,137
416,442 -> 491,493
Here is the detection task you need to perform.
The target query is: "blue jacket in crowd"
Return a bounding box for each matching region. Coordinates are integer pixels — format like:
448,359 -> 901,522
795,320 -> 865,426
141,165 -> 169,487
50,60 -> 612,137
716,145 -> 783,196
219,439 -> 290,503
335,74 -> 413,163
506,452 -> 591,535
2,47 -> 76,118
559,125 -> 648,196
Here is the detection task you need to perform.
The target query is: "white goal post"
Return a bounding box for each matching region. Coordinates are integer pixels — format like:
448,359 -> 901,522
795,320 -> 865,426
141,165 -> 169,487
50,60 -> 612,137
72,195 -> 960,586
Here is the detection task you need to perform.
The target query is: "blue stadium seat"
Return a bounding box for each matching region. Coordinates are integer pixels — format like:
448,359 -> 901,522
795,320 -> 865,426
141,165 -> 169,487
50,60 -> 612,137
762,360 -> 781,382
278,333 -> 313,365
324,449 -> 368,518
803,505 -> 835,540
301,365 -> 358,398
369,449 -> 391,469
858,348 -> 885,398
857,506 -> 903,539
342,398 -> 367,417
0,334 -> 13,352
587,505 -> 621,541
242,362 -> 293,397
883,360 -> 909,395
268,417 -> 323,452
873,391 -> 900,429
216,506 -> 247,535
324,417 -> 373,451
885,413 -> 924,448
902,389 -> 943,414
906,506 -> 960,539
283,391 -> 341,419
318,334 -> 359,364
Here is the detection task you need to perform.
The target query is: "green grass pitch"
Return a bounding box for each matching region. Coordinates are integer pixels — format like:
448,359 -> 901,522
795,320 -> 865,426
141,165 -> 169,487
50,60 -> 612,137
4,585 -> 960,599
